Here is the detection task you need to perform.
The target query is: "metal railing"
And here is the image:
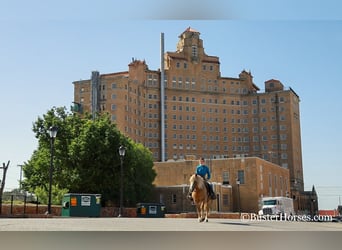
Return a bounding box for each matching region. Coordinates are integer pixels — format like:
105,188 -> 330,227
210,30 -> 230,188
0,194 -> 40,216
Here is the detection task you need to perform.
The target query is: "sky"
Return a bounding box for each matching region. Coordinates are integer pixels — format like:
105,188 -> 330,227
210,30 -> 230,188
0,0 -> 342,210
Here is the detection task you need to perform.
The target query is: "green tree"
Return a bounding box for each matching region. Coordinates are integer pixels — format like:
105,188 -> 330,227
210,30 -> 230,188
22,107 -> 156,206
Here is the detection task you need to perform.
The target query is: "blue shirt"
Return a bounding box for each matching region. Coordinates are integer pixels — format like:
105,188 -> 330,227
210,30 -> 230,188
196,164 -> 211,180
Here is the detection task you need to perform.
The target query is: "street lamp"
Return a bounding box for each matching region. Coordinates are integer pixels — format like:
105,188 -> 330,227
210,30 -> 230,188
118,145 -> 126,217
236,178 -> 241,215
47,126 -> 58,215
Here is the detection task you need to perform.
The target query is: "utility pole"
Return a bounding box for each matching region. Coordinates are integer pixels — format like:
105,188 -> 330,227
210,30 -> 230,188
0,161 -> 10,204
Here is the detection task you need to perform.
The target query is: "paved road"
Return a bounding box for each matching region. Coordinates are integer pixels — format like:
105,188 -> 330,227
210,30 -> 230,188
0,217 -> 341,231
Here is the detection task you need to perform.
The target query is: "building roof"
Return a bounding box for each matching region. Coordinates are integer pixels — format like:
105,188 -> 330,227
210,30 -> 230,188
181,27 -> 200,36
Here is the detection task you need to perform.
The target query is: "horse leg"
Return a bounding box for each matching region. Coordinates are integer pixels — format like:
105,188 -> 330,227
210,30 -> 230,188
199,202 -> 205,222
196,205 -> 202,222
204,199 -> 210,222
205,202 -> 209,222
203,203 -> 207,222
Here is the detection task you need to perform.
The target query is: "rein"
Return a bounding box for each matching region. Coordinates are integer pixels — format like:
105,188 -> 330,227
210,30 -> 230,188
189,179 -> 197,193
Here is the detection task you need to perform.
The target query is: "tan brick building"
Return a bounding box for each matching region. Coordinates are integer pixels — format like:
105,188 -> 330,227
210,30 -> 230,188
152,157 -> 290,213
72,27 -> 316,212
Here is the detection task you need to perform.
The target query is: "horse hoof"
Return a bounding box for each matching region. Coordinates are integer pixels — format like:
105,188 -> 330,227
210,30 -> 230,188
205,219 -> 208,222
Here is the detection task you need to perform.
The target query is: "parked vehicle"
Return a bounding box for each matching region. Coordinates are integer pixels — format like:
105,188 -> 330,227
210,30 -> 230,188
258,196 -> 294,216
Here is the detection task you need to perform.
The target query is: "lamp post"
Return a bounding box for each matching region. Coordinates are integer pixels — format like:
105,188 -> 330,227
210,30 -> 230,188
118,145 -> 126,217
47,126 -> 58,215
236,178 -> 241,215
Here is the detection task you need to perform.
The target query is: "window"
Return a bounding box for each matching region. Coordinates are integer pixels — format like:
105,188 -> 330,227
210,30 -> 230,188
223,171 -> 229,185
192,45 -> 198,57
223,194 -> 229,206
280,134 -> 287,140
237,170 -> 245,184
172,194 -> 177,203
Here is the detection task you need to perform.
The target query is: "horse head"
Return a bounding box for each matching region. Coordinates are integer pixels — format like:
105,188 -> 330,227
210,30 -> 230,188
189,174 -> 205,193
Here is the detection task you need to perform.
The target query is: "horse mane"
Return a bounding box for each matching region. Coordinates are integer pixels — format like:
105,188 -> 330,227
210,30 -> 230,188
190,174 -> 206,190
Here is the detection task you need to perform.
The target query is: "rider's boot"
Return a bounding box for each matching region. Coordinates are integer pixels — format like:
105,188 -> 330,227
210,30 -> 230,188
209,188 -> 216,200
210,191 -> 216,200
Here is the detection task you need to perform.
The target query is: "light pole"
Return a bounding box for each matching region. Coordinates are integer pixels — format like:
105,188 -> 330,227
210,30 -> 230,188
48,126 -> 58,215
118,145 -> 126,217
236,178 -> 241,215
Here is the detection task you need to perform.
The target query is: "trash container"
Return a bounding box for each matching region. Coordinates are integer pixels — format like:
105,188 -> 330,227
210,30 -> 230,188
61,193 -> 101,217
136,203 -> 165,218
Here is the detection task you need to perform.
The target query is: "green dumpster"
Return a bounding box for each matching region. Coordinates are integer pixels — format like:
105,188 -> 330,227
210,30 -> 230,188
136,203 -> 166,218
61,193 -> 101,217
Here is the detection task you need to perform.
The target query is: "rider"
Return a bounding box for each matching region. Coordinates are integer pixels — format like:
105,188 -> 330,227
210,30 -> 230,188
188,157 -> 216,200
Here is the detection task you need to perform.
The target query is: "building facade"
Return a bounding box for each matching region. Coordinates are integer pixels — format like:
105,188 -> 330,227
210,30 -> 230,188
151,157 -> 290,214
72,27 -> 306,201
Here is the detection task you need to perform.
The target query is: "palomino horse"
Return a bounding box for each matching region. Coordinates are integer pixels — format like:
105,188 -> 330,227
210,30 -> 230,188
188,174 -> 211,222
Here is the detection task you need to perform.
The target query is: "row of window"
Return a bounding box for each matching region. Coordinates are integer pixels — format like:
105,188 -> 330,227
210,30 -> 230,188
169,134 -> 287,141
171,142 -> 287,152
170,124 -> 287,131
169,106 -> 286,115
145,97 -> 286,108
171,143 -> 287,152
124,121 -> 289,139
110,82 -> 287,105
118,115 -> 287,131
143,129 -> 287,141
174,61 -> 217,72
113,104 -> 287,121
112,77 -> 287,103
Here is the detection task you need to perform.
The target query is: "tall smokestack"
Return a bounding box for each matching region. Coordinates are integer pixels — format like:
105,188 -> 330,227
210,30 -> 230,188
160,33 -> 165,162
91,71 -> 100,119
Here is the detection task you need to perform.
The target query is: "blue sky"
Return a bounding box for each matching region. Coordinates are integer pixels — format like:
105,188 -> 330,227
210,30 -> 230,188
1,1 -> 342,210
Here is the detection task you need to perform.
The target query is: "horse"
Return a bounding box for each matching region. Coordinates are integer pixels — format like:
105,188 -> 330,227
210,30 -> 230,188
188,173 -> 212,222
